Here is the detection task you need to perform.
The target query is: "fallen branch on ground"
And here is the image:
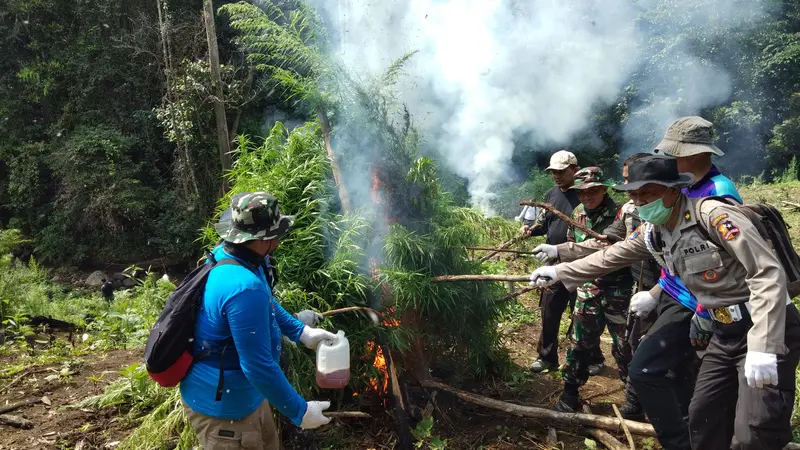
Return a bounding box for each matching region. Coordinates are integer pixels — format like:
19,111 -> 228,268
0,368 -> 51,395
781,201 -> 800,211
612,404 -> 635,450
0,414 -> 33,429
421,380 -> 656,437
326,411 -> 371,418
520,201 -> 609,241
582,405 -> 627,450
0,398 -> 43,415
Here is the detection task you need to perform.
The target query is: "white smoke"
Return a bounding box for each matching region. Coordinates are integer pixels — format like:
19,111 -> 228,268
310,0 -> 764,214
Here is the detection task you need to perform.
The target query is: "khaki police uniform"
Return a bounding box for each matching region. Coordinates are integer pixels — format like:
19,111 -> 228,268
553,194 -> 800,450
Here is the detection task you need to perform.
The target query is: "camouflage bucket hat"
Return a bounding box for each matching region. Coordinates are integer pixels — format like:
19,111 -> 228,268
569,167 -> 612,190
654,116 -> 725,157
214,192 -> 295,244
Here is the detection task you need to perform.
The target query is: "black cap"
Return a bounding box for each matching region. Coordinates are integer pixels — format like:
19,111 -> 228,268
613,155 -> 694,191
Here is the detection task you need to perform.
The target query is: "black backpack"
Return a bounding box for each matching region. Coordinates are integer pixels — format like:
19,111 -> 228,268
144,252 -> 249,400
695,196 -> 800,298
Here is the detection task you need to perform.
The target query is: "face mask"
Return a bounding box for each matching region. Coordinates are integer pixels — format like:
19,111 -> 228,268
637,196 -> 673,225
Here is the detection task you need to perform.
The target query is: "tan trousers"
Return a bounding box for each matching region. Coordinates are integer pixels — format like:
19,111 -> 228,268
183,400 -> 279,450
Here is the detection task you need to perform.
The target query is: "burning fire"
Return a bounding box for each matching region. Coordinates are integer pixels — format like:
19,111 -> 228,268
367,342 -> 390,394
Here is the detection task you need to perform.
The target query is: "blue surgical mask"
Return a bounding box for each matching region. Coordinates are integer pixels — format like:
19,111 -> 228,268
636,195 -> 673,225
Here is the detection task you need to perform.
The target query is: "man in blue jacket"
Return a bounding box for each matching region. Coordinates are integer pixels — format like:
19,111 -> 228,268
181,192 -> 337,450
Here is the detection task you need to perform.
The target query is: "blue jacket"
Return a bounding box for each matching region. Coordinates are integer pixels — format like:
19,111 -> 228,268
180,245 -> 307,424
658,166 -> 742,316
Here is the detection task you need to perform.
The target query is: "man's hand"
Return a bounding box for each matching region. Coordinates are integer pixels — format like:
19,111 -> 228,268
520,225 -> 532,236
532,244 -> 558,263
295,310 -> 324,327
529,266 -> 558,287
299,326 -> 337,350
689,314 -> 713,348
629,292 -> 658,317
300,401 -> 331,429
744,351 -> 778,388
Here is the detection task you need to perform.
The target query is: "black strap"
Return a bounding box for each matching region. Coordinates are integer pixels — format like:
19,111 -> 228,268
204,253 -> 254,402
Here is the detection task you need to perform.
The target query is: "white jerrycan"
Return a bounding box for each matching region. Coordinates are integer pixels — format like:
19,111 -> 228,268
315,330 -> 351,389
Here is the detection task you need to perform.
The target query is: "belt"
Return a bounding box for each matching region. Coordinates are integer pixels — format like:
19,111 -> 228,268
709,296 -> 793,324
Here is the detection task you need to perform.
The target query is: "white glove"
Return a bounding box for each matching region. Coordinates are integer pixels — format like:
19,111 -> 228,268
532,244 -> 558,263
295,310 -> 324,327
744,351 -> 778,388
299,326 -> 337,350
300,401 -> 331,429
629,292 -> 658,317
529,266 -> 558,287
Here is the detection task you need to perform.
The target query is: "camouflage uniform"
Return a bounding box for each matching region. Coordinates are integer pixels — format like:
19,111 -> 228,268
560,168 -> 634,395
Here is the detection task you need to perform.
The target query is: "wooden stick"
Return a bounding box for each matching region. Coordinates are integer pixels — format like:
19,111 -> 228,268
582,405 -> 628,450
0,414 -> 33,429
321,306 -> 377,317
431,274 -> 534,283
520,201 -> 609,241
0,398 -> 42,415
545,427 -> 558,447
421,380 -> 657,437
478,235 -> 528,262
452,246 -> 536,255
612,404 -> 635,450
499,286 -> 539,302
781,201 -> 800,210
326,411 -> 371,418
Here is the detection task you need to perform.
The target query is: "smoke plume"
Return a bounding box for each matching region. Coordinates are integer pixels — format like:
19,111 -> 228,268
310,0 -> 764,214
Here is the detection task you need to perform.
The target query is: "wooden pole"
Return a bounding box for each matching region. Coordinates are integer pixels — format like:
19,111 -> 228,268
431,274 -> 534,283
452,246 -> 537,255
0,398 -> 42,415
520,201 -> 609,241
203,0 -> 232,194
326,411 -> 371,418
421,380 -> 657,437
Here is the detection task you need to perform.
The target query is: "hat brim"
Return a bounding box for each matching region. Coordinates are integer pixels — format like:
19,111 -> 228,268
654,138 -> 724,157
215,215 -> 295,244
612,173 -> 695,192
546,163 -> 571,171
569,181 -> 612,190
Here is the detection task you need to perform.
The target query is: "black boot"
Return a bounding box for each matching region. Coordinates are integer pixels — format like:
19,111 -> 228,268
620,389 -> 645,421
555,383 -> 581,412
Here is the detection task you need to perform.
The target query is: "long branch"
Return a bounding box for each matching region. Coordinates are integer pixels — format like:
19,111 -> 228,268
478,235 -> 528,262
421,380 -> 657,437
452,246 -> 536,255
431,274 -> 533,283
520,201 -> 609,241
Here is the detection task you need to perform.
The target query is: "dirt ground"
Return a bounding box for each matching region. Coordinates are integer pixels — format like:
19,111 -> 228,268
0,284 -> 651,450
0,348 -> 140,450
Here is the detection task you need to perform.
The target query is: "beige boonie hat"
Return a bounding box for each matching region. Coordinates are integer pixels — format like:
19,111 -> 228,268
546,150 -> 578,171
654,116 -> 725,157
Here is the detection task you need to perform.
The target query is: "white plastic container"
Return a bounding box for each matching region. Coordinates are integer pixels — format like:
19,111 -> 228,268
315,330 -> 351,389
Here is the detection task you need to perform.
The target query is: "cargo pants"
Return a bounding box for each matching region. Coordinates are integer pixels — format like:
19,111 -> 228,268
688,304 -> 800,450
562,285 -> 633,387
183,400 -> 279,450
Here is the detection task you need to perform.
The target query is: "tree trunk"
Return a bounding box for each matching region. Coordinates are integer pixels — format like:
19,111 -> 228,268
318,109 -> 352,213
203,0 -> 231,194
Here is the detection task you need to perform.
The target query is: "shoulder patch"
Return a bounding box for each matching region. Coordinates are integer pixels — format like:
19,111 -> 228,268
684,210 -> 691,222
628,226 -> 640,240
716,217 -> 740,241
711,213 -> 728,227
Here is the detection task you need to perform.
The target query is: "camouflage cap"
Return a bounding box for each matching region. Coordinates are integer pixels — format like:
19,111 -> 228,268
654,116 -> 725,157
569,166 -> 612,190
214,192 -> 294,244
